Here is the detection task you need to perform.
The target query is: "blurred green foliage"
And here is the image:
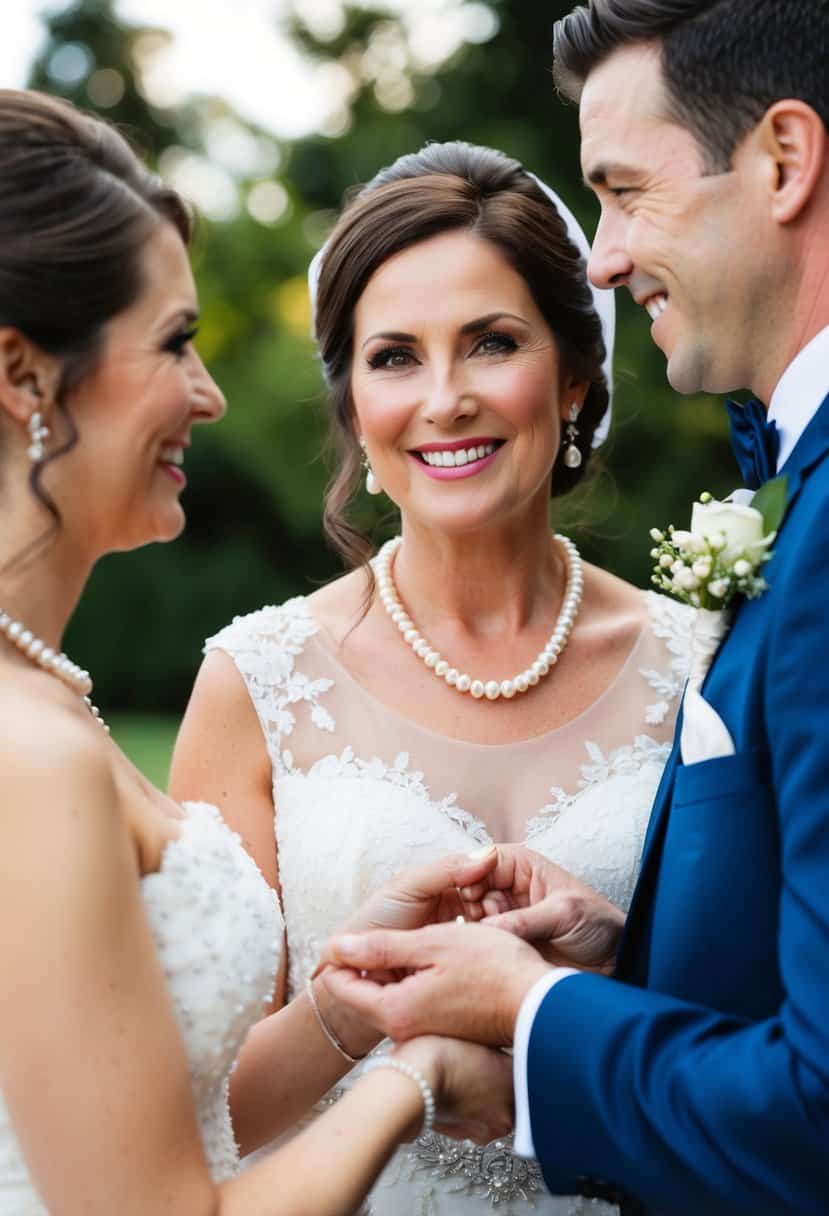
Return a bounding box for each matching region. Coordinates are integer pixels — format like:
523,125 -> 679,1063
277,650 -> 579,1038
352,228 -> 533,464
29,0 -> 740,714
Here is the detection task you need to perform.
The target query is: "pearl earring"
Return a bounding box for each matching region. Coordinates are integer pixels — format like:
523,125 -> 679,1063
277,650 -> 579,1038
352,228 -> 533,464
360,439 -> 382,495
27,411 -> 50,464
562,403 -> 582,469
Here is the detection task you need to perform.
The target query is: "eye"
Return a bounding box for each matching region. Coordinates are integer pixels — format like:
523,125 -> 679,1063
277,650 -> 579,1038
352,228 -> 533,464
366,345 -> 417,370
163,326 -> 199,359
472,330 -> 518,357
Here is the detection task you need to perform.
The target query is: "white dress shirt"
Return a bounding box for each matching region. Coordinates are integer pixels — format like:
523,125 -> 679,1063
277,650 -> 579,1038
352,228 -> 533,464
768,325 -> 829,471
512,324 -> 829,1160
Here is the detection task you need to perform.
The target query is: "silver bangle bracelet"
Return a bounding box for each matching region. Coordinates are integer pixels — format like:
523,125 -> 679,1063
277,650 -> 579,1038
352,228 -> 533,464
305,977 -> 363,1065
361,1055 -> 436,1136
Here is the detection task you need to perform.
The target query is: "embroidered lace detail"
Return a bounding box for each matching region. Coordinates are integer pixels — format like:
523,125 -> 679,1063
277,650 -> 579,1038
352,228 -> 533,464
639,592 -> 693,725
406,1134 -> 546,1207
304,747 -> 492,845
206,599 -> 335,776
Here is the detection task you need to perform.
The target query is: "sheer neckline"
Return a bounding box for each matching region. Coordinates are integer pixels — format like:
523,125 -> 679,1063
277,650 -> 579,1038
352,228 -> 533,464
299,593 -> 653,753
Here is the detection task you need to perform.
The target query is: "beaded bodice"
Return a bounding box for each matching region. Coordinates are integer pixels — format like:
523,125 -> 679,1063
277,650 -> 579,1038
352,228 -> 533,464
0,801 -> 282,1213
208,590 -> 693,1216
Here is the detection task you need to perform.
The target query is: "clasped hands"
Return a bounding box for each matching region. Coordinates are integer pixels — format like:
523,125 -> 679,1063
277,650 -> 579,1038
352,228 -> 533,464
313,844 -> 624,1142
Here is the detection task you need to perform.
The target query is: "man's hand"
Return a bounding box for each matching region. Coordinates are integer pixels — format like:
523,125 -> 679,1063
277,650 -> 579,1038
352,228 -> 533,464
458,844 -> 625,975
319,922 -> 552,1048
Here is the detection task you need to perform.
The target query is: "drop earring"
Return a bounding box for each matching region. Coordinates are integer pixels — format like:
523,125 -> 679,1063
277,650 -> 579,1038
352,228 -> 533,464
27,411 -> 50,464
562,403 -> 582,469
360,439 -> 382,495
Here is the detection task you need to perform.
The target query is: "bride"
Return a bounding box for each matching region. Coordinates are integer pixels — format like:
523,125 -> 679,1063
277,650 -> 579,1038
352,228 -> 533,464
0,93 -> 517,1215
172,141 -> 694,1214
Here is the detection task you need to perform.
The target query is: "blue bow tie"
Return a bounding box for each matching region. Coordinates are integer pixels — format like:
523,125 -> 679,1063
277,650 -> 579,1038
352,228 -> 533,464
725,398 -> 780,490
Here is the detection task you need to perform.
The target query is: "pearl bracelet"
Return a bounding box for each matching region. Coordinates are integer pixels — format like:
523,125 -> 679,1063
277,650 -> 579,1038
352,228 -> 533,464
361,1056 -> 436,1136
306,978 -> 364,1065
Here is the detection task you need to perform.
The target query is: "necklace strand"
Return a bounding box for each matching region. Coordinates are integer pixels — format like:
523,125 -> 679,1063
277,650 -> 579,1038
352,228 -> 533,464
376,534 -> 583,702
0,609 -> 109,731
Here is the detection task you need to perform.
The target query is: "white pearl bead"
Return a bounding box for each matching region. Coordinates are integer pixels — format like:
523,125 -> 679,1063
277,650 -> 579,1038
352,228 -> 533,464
374,532 -> 582,705
41,647 -> 55,663
8,621 -> 22,640
27,639 -> 44,658
19,630 -> 33,648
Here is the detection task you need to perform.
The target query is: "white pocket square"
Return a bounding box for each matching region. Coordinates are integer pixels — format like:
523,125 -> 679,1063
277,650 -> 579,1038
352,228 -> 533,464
680,687 -> 736,765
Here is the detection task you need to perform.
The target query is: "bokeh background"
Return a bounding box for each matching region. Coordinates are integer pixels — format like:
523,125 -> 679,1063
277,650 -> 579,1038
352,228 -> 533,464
7,0 -> 739,781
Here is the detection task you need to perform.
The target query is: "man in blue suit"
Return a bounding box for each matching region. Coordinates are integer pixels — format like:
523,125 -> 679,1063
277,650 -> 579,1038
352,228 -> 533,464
323,2 -> 829,1212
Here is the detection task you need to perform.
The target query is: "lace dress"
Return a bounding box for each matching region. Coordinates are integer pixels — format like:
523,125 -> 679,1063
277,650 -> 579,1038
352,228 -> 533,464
0,801 -> 283,1214
207,588 -> 693,1216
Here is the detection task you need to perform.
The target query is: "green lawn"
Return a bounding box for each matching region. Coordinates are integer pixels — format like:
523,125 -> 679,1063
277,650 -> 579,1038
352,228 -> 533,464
109,713 -> 181,789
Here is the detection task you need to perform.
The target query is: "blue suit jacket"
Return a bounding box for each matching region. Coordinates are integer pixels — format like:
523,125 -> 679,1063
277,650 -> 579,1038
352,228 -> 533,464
527,390 -> 829,1215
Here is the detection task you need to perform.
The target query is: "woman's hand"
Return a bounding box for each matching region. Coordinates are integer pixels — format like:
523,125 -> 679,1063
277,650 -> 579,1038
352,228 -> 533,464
340,845 -> 499,935
321,922 -> 552,1048
459,844 -> 625,975
312,847 -> 500,1057
393,1036 -> 514,1146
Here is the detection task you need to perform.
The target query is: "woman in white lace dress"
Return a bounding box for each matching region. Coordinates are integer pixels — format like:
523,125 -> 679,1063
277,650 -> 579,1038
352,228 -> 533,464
0,96 -> 516,1216
172,142 -> 694,1215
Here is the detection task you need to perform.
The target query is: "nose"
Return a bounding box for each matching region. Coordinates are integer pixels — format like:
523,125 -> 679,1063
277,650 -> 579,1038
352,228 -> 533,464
588,208 -> 634,291
422,370 -> 478,429
191,354 -> 227,424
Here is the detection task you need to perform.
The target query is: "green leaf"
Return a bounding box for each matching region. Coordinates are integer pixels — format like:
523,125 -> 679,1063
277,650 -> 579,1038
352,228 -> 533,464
751,474 -> 789,535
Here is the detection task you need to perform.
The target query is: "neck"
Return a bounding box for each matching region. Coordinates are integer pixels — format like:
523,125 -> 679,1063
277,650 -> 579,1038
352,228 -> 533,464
753,241 -> 829,405
393,497 -> 564,637
0,502 -> 91,654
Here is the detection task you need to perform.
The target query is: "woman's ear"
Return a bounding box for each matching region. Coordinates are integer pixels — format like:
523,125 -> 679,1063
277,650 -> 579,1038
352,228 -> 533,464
558,375 -> 589,423
0,329 -> 59,428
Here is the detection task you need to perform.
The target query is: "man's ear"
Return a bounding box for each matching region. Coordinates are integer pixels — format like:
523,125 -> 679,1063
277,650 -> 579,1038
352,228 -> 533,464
758,100 -> 827,224
0,329 -> 59,427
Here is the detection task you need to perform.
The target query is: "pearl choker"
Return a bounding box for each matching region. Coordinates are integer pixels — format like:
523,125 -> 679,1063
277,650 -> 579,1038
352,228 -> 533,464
0,609 -> 109,731
376,535 -> 583,701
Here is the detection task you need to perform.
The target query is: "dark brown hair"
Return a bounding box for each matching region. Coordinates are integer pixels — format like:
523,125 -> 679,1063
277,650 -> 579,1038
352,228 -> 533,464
0,89 -> 191,538
314,141 -> 609,574
553,1 -> 828,172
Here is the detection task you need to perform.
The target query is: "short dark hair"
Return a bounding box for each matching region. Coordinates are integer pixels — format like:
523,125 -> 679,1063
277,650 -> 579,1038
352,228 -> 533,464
315,140 -> 609,572
554,1 -> 829,170
0,89 -> 191,534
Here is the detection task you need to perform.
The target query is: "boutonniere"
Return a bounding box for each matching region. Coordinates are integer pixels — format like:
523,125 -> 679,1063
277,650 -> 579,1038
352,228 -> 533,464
649,476 -> 788,687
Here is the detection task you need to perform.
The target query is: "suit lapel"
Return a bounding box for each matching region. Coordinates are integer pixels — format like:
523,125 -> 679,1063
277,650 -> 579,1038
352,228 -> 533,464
617,388 -> 829,985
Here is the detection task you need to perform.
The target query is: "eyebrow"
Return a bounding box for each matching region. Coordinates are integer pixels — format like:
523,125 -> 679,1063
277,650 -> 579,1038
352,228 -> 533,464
360,312 -> 527,350
162,308 -> 200,332
583,162 -> 636,188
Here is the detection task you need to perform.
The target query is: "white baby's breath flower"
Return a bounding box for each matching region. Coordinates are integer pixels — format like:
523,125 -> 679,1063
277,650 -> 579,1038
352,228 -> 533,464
675,568 -> 700,591
733,559 -> 752,577
692,557 -> 712,578
659,553 -> 674,569
650,528 -> 664,542
708,578 -> 730,599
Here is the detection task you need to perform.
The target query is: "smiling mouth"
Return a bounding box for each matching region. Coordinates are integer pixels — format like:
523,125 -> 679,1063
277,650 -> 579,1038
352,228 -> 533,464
644,293 -> 668,321
412,440 -> 504,468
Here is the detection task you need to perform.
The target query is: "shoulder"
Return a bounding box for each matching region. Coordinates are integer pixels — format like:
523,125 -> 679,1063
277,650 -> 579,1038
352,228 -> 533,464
0,689 -> 121,860
205,594 -> 317,661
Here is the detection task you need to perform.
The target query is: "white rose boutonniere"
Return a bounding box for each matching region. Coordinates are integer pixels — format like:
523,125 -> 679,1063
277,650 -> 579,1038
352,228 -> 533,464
650,477 -> 788,687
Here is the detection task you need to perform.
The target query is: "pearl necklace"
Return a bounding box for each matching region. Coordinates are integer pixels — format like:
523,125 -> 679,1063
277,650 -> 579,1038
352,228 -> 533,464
0,609 -> 109,731
376,535 -> 583,701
